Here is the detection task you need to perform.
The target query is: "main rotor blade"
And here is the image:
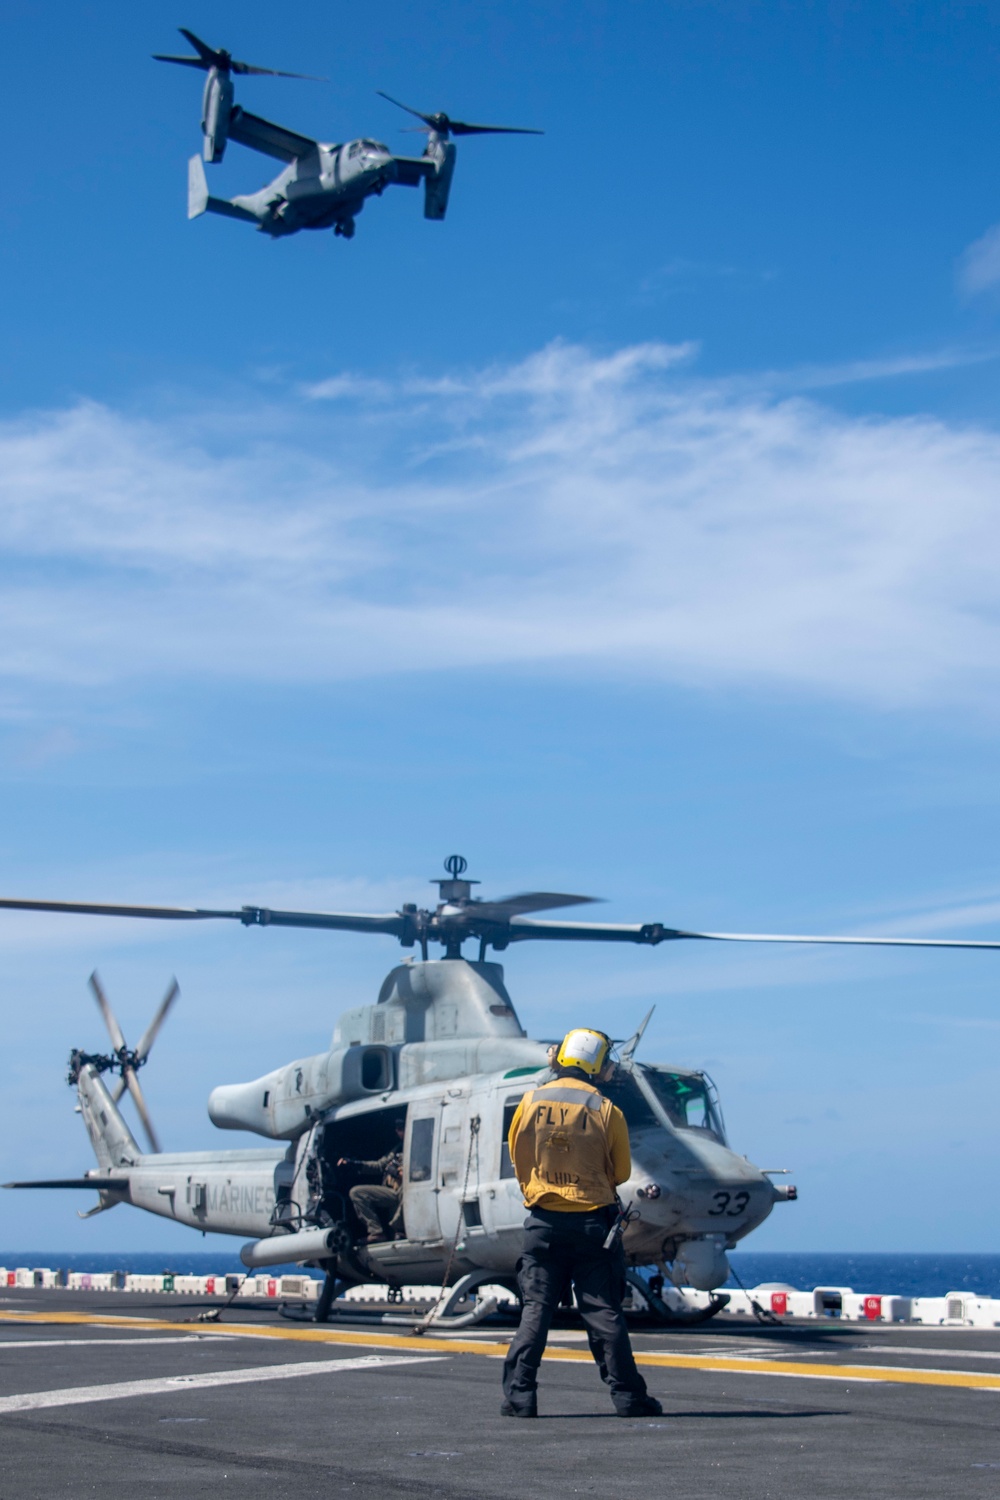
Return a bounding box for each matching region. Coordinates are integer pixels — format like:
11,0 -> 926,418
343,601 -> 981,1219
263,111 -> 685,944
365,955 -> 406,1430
0,895 -> 407,936
376,92 -> 541,137
152,55 -> 214,70
155,31 -> 325,81
447,121 -> 543,136
89,972 -> 126,1053
507,918 -> 1000,949
233,62 -> 326,80
0,897 -> 244,920
122,1066 -> 160,1153
377,90 -> 432,124
177,28 -> 217,63
474,892 -> 599,919
133,979 -> 180,1065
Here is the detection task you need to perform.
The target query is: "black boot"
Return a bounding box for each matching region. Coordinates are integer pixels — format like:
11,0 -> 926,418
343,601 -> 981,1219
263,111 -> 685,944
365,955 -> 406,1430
613,1394 -> 663,1418
501,1398 -> 538,1418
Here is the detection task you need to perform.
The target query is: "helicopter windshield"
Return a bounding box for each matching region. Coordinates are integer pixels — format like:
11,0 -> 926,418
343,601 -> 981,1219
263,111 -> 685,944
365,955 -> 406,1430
641,1068 -> 725,1141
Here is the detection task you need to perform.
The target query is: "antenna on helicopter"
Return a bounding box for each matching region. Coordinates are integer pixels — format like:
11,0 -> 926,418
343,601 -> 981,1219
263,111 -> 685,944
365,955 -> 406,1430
67,974 -> 179,1153
618,1006 -> 655,1068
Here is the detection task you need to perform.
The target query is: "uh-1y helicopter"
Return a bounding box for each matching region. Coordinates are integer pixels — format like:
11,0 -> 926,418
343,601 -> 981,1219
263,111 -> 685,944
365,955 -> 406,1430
7,856 -> 1000,1327
153,30 -> 542,240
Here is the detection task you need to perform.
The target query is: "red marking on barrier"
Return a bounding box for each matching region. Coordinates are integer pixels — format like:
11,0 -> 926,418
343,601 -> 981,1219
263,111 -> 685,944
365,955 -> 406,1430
864,1295 -> 882,1320
206,1277 -> 215,1294
770,1292 -> 788,1315
5,1273 -> 13,1288
267,1278 -> 277,1297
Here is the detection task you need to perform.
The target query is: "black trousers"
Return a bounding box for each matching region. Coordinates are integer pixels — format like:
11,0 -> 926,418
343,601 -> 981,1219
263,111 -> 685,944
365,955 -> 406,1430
501,1208 -> 649,1407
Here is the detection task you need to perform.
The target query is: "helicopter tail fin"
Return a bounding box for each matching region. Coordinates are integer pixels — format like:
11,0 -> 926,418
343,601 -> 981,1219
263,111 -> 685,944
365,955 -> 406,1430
187,156 -> 260,225
77,1064 -> 141,1169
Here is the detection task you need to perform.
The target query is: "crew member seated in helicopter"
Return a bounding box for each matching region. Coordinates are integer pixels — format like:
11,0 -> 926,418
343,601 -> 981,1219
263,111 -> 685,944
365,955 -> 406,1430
338,1119 -> 406,1245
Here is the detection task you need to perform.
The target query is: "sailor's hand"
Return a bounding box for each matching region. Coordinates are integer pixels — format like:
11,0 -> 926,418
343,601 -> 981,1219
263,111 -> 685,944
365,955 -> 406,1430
337,1157 -> 351,1166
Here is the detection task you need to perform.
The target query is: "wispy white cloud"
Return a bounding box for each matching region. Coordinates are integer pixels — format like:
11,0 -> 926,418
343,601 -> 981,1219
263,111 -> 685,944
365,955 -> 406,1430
958,224 -> 1000,295
4,340 -> 1000,711
746,348 -> 994,394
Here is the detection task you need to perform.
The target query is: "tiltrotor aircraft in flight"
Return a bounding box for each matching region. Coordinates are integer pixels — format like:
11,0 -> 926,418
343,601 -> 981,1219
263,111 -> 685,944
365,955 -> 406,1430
7,858 -> 1000,1327
154,30 -> 542,240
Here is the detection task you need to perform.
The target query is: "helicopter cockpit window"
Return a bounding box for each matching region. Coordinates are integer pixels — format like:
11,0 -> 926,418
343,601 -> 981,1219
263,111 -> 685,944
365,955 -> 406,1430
408,1116 -> 435,1182
642,1069 -> 724,1141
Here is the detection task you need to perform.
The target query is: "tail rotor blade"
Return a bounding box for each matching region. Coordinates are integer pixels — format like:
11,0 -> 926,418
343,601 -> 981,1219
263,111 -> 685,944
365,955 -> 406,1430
89,972 -> 126,1054
133,978 -> 179,1066
123,1066 -> 161,1154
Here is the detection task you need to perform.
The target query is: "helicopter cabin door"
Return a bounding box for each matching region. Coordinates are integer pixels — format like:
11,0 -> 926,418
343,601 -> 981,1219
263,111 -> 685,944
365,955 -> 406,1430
402,1088 -> 471,1243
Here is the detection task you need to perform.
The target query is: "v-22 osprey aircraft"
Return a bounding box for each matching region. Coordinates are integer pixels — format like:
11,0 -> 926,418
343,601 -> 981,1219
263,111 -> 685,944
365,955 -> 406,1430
8,857 -> 1000,1327
154,30 -> 542,240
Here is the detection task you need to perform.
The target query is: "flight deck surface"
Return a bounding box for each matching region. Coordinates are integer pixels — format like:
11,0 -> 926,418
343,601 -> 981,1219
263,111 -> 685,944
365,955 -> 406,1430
1,1289 -> 999,1498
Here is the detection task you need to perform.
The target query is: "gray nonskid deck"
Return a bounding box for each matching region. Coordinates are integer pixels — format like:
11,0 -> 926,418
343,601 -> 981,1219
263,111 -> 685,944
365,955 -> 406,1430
1,1290 -> 999,1499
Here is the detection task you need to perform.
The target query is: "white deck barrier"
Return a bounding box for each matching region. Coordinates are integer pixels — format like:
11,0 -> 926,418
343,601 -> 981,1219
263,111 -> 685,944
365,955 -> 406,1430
2,1268 -> 999,1324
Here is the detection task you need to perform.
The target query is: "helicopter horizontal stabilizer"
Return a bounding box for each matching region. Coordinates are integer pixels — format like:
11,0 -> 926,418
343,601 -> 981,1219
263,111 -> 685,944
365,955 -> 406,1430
188,156 -> 259,226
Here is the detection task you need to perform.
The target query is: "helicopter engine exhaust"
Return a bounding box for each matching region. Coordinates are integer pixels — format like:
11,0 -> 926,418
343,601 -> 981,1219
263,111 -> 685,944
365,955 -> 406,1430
240,1226 -> 336,1269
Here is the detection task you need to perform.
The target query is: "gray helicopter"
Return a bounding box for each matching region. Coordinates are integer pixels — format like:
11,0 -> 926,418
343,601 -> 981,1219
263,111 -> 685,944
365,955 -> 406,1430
6,857 -> 1000,1326
154,30 -> 542,240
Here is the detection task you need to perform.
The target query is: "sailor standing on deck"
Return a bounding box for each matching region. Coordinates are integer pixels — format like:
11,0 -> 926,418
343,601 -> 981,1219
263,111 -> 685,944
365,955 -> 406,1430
501,1028 -> 663,1419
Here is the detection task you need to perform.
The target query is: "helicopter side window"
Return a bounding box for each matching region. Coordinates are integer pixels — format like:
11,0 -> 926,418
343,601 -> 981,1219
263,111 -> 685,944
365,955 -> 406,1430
348,140 -> 365,158
408,1117 -> 435,1183
499,1097 -> 524,1179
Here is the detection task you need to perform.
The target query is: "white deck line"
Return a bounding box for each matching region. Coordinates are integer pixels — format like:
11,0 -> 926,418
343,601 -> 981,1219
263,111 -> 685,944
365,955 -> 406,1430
0,1336 -> 227,1349
0,1353 -> 445,1414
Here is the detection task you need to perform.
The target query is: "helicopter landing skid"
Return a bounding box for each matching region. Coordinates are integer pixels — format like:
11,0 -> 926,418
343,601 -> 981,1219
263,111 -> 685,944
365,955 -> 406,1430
304,1268 -> 501,1330
626,1270 -> 730,1326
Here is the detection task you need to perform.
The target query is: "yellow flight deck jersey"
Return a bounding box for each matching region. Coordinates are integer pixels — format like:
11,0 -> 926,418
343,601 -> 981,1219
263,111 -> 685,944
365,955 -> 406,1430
508,1075 -> 631,1212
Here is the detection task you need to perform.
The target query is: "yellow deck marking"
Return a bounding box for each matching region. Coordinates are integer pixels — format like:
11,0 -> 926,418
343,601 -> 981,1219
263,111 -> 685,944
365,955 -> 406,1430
1,1309 -> 998,1392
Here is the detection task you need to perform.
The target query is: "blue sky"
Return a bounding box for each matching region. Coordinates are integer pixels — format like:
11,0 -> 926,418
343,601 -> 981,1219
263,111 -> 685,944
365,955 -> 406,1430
3,0 -> 1000,1258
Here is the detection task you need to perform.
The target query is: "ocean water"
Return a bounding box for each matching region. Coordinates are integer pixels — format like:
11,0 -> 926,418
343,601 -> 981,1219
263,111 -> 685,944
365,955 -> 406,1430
3,1250 -> 1000,1296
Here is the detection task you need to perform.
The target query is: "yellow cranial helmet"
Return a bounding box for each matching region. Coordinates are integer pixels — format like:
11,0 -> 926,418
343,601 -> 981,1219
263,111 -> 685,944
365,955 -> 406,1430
556,1027 -> 612,1077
